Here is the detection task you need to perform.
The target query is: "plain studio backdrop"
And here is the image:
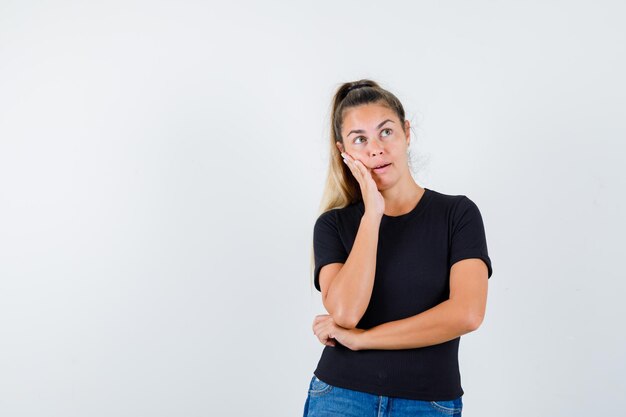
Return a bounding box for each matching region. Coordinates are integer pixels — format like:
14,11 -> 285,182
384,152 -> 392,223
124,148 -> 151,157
1,1 -> 624,416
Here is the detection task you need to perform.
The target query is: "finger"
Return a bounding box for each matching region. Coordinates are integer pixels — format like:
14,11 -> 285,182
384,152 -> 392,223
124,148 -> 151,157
320,331 -> 336,345
341,154 -> 356,172
314,315 -> 330,325
314,321 -> 332,338
313,322 -> 326,336
313,322 -> 333,342
352,161 -> 371,186
312,316 -> 322,331
353,159 -> 372,179
342,156 -> 363,183
313,322 -> 319,334
315,330 -> 331,345
352,159 -> 364,175
342,152 -> 357,164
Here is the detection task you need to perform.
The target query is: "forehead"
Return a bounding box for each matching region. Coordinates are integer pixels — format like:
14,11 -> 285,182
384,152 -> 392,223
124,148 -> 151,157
342,103 -> 397,130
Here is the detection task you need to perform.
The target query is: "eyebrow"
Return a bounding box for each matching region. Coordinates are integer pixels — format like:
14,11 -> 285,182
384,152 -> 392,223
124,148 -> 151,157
347,119 -> 395,137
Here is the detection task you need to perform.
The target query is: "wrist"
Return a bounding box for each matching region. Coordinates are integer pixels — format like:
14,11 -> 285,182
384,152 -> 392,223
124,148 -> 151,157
355,329 -> 370,351
362,212 -> 382,225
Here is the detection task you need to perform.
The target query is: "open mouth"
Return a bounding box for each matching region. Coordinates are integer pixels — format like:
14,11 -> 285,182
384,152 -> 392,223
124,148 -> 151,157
372,163 -> 391,173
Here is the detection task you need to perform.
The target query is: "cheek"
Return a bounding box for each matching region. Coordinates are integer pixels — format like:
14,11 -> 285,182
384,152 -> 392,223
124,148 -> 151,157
346,146 -> 365,157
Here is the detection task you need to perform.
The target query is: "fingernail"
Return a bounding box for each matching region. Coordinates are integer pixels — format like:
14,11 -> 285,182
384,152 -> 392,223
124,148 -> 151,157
343,159 -> 347,164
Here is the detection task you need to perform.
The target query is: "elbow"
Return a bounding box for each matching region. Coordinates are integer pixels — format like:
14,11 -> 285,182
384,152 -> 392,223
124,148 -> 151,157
324,297 -> 362,329
456,301 -> 485,333
332,309 -> 360,330
465,312 -> 484,332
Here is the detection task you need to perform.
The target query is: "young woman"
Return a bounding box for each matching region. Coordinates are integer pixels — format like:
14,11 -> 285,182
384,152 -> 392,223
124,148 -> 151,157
303,79 -> 493,417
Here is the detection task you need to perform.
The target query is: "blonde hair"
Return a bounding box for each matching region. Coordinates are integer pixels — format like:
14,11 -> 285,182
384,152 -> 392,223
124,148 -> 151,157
309,79 -> 409,289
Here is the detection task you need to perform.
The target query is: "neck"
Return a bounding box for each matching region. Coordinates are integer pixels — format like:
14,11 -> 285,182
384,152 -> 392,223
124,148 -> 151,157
379,176 -> 424,216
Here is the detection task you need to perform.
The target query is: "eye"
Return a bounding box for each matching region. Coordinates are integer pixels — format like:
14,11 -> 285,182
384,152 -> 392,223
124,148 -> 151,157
353,136 -> 366,144
381,128 -> 392,137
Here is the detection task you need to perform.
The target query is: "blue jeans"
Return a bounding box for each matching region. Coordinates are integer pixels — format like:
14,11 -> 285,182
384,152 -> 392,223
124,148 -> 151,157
303,375 -> 463,417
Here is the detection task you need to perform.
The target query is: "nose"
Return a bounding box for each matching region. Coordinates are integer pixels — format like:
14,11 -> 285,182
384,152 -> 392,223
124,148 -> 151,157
366,138 -> 384,157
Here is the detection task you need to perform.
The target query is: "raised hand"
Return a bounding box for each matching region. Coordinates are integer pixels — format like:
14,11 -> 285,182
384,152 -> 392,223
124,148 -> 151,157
341,152 -> 385,219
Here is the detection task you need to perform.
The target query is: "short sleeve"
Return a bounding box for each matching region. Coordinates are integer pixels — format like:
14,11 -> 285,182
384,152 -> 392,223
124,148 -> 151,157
449,196 -> 493,278
313,210 -> 349,292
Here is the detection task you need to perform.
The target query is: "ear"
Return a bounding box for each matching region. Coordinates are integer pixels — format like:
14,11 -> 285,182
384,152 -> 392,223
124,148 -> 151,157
335,141 -> 345,153
404,120 -> 411,146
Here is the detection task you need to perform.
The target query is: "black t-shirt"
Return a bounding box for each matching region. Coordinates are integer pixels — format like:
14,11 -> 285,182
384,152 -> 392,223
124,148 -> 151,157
312,187 -> 493,401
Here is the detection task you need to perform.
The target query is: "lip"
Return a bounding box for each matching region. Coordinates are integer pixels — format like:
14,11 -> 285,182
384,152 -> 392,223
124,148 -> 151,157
372,163 -> 391,174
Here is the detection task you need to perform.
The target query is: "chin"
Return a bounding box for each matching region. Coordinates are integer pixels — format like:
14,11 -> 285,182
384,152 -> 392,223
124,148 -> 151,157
373,166 -> 399,188
375,180 -> 392,191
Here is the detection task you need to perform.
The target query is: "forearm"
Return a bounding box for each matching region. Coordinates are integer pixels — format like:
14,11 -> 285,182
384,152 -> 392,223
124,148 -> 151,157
358,299 -> 477,350
325,214 -> 380,328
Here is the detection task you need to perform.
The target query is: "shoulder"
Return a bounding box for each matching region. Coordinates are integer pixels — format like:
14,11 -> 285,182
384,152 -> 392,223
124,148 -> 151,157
426,188 -> 477,212
314,200 -> 364,228
425,189 -> 485,230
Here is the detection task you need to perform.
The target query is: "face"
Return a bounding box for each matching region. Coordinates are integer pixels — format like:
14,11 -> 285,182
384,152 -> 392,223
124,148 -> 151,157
337,102 -> 411,190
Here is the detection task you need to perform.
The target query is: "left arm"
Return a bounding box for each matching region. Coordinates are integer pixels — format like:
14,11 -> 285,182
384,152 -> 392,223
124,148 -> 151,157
312,258 -> 489,350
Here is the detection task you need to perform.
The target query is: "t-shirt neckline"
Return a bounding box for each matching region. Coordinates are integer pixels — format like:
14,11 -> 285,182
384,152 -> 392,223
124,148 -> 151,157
358,187 -> 432,221
384,187 -> 431,220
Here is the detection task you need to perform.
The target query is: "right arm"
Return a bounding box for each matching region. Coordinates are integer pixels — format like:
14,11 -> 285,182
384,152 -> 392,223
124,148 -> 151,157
319,213 -> 381,329
318,151 -> 384,330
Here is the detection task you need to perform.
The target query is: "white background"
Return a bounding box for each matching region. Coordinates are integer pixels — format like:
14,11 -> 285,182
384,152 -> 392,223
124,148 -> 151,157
1,1 -> 624,416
